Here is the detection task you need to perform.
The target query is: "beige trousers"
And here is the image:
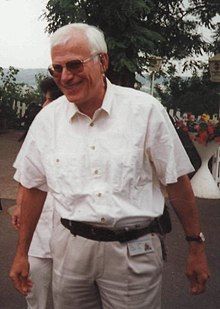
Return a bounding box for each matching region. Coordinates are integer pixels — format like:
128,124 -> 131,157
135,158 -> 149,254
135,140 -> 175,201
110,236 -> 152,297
26,256 -> 52,309
50,221 -> 163,309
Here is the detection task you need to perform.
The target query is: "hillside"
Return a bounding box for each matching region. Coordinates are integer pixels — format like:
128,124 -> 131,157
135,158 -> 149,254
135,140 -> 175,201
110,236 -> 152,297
3,68 -> 48,87
2,68 -> 164,89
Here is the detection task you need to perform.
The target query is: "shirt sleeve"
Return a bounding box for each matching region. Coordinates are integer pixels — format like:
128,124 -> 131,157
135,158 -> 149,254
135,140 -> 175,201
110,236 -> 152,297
145,103 -> 194,185
13,131 -> 48,192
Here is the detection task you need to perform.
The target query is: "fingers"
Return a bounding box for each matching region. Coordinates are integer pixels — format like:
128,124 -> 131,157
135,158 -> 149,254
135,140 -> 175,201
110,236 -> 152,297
11,215 -> 19,230
12,220 -> 20,230
9,270 -> 32,296
21,276 -> 33,295
9,255 -> 31,295
11,206 -> 21,230
9,271 -> 26,295
187,270 -> 210,295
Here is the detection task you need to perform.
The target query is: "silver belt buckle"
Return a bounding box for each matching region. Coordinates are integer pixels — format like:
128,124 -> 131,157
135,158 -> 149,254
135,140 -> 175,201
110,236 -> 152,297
114,217 -> 153,230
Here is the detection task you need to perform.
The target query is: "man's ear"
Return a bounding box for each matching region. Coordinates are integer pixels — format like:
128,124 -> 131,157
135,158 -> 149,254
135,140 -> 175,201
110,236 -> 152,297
99,53 -> 109,73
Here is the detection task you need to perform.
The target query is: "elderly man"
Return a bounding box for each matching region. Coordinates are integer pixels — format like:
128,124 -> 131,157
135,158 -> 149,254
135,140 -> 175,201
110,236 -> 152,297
10,23 -> 209,309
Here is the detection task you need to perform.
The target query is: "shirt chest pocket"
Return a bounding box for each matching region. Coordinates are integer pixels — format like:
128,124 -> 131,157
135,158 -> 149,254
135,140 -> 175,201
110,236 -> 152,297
45,152 -> 83,191
102,142 -> 142,190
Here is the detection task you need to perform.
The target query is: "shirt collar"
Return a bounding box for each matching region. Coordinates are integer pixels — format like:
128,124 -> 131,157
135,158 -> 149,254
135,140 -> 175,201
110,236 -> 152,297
66,78 -> 114,122
66,100 -> 79,121
101,78 -> 114,115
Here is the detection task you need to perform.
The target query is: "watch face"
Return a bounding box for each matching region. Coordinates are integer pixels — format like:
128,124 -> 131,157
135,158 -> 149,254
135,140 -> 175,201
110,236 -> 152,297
199,232 -> 205,242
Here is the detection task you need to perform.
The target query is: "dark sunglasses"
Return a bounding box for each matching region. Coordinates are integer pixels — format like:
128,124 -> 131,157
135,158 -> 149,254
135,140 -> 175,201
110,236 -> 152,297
48,53 -> 100,78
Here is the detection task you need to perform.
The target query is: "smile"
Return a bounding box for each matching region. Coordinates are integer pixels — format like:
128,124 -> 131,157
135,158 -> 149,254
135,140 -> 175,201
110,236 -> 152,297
63,80 -> 83,90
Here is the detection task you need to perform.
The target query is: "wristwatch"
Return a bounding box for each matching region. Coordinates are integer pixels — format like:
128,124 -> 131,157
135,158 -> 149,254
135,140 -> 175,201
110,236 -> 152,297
185,232 -> 205,243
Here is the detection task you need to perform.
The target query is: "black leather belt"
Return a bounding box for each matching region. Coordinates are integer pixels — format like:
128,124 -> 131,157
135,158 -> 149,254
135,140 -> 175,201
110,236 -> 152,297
61,218 -> 161,243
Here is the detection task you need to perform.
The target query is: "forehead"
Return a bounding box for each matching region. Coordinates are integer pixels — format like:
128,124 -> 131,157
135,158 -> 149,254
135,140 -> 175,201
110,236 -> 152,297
51,32 -> 91,63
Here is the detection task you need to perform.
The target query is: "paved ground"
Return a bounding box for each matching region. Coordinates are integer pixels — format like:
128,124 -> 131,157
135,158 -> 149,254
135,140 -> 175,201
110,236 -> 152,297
162,198 -> 220,309
0,130 -> 22,200
1,130 -> 220,309
0,198 -> 26,309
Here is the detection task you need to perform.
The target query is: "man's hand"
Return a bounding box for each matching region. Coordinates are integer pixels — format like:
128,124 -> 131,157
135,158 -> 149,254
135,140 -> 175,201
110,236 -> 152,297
167,175 -> 210,295
9,254 -> 32,295
9,186 -> 46,294
11,206 -> 21,230
186,244 -> 210,295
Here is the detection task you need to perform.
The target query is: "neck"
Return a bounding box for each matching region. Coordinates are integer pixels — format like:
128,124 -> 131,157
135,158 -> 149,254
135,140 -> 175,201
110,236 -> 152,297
78,99 -> 103,119
78,77 -> 107,119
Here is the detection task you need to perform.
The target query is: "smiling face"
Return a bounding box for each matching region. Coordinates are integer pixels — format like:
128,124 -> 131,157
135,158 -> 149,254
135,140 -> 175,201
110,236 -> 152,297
51,32 -> 108,116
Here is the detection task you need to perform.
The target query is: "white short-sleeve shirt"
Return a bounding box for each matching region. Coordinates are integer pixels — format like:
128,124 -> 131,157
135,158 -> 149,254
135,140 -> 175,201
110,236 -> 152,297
14,79 -> 194,228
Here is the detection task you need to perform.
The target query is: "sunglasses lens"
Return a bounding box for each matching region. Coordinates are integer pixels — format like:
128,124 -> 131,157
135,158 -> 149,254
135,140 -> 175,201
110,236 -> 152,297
48,67 -> 55,77
48,64 -> 63,77
53,64 -> 63,73
66,60 -> 83,73
49,59 -> 84,78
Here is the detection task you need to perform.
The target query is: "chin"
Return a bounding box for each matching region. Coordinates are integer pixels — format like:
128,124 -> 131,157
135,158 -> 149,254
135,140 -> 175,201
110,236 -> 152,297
64,91 -> 78,102
66,94 -> 83,105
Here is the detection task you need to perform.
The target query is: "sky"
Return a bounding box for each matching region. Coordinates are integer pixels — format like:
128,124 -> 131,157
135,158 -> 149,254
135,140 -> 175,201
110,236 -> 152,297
0,0 -> 50,69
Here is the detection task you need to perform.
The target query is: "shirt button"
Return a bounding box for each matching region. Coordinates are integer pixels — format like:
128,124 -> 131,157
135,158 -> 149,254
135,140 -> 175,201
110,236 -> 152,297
90,122 -> 94,127
56,159 -> 60,163
101,217 -> 105,223
90,146 -> 95,150
94,170 -> 99,175
97,193 -> 102,197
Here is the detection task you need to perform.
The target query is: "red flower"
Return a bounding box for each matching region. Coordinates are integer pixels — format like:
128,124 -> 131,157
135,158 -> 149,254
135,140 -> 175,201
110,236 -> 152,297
174,113 -> 220,145
197,131 -> 208,144
207,125 -> 214,134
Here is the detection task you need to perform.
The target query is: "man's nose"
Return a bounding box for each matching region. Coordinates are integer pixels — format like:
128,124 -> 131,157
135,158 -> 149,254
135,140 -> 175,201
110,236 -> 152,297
60,67 -> 74,82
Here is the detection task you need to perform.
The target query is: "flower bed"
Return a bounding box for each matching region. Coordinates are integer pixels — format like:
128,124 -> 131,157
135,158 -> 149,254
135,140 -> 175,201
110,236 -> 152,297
175,113 -> 220,145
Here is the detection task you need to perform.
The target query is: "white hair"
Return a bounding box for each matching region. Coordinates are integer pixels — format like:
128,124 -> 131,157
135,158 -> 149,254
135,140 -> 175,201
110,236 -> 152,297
50,23 -> 107,54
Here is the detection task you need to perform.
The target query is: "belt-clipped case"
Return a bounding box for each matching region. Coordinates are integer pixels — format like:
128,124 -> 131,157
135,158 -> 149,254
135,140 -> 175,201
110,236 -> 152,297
157,204 -> 172,234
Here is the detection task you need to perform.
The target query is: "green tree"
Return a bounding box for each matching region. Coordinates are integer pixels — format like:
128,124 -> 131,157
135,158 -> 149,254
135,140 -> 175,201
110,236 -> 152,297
0,67 -> 41,129
0,66 -> 21,129
34,72 -> 48,102
211,22 -> 220,54
43,0 -> 220,86
157,68 -> 220,116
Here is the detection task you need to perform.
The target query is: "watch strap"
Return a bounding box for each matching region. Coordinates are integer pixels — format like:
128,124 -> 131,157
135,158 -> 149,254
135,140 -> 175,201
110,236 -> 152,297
185,232 -> 205,243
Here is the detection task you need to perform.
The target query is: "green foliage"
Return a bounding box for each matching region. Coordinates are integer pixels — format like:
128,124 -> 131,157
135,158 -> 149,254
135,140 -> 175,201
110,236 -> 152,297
35,73 -> 48,102
211,22 -> 220,54
0,67 -> 20,129
157,68 -> 220,115
0,67 -> 41,129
